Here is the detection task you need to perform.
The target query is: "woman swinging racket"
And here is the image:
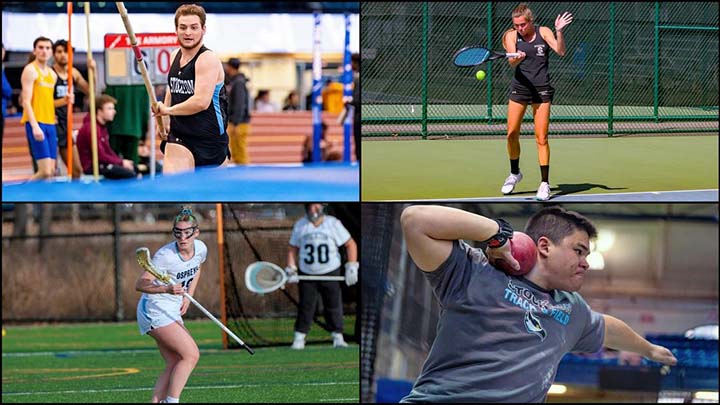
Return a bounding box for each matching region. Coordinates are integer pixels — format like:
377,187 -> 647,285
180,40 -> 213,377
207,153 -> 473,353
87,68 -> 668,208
135,206 -> 207,403
500,4 -> 573,201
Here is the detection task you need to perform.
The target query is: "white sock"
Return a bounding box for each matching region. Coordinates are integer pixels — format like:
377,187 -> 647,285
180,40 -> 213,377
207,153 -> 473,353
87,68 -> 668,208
294,332 -> 306,341
165,396 -> 179,403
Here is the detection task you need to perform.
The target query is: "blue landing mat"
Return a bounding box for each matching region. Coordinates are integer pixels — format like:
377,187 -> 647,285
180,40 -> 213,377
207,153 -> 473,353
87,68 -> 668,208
2,163 -> 359,202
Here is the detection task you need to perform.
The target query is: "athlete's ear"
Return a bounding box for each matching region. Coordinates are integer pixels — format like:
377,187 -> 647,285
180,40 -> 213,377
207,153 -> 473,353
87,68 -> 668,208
536,236 -> 552,258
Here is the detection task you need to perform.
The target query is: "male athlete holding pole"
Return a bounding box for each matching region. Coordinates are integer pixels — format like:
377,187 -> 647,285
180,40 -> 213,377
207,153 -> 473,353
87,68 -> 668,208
151,4 -> 230,174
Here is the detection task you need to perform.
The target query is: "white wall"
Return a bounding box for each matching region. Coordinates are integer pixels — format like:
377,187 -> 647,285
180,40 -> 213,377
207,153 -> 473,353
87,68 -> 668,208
1,12 -> 359,54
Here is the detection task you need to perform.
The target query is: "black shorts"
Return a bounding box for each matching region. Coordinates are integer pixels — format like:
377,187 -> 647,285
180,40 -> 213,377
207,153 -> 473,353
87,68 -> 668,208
509,84 -> 554,104
161,132 -> 230,168
55,121 -> 68,148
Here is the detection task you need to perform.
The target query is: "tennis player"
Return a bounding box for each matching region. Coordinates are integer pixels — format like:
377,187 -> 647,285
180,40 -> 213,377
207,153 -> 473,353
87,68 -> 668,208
285,203 -> 359,349
399,205 -> 677,402
152,4 -> 230,173
500,4 -> 573,200
135,206 -> 207,403
20,37 -> 60,180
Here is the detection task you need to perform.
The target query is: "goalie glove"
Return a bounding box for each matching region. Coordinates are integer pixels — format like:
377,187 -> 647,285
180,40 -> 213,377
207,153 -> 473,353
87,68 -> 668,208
285,265 -> 299,284
344,261 -> 359,286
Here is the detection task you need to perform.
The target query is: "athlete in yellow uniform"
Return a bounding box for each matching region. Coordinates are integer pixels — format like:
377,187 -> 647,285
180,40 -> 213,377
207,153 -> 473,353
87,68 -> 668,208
20,36 -> 66,180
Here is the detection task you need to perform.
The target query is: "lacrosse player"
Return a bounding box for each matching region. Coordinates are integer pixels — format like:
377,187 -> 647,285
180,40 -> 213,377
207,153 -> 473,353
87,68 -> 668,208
135,206 -> 206,403
286,203 -> 358,349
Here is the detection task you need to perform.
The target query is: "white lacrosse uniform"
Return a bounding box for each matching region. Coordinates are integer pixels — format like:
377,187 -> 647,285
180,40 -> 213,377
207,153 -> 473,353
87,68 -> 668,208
136,239 -> 207,335
290,215 -> 351,275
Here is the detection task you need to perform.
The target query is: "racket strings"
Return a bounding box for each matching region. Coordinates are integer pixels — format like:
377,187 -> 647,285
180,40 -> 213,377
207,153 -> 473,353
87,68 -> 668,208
454,48 -> 490,66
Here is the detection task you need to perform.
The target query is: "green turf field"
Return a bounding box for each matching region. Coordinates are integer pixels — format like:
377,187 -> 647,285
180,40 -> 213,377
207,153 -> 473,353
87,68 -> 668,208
2,320 -> 358,403
361,135 -> 719,200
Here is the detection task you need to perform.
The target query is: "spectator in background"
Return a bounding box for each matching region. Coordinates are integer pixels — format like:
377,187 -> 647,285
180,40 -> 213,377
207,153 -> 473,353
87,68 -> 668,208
2,42 -> 15,146
104,83 -> 149,169
154,84 -> 166,102
302,122 -> 342,163
321,78 -> 344,113
282,90 -> 301,111
132,84 -> 167,176
76,94 -> 138,179
225,57 -> 251,164
254,89 -> 278,112
351,53 -> 360,162
137,140 -> 163,176
51,39 -> 95,179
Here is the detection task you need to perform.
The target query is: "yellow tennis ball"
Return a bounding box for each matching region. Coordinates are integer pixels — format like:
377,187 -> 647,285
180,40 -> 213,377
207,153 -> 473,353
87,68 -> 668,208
475,70 -> 486,80
2,328 -> 6,337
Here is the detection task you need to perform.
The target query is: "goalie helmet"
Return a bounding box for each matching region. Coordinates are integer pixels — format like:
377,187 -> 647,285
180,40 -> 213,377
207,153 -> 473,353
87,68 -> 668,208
304,203 -> 326,222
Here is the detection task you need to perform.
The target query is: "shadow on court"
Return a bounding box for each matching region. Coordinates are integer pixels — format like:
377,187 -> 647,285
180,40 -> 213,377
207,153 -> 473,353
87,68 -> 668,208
553,183 -> 627,196
507,183 -> 626,197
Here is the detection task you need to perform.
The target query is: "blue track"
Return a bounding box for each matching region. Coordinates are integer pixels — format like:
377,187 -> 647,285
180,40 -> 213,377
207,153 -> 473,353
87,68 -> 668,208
2,163 -> 359,201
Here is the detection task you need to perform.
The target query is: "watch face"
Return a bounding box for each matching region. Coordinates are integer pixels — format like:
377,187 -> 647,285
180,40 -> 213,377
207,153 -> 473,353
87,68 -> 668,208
487,236 -> 508,248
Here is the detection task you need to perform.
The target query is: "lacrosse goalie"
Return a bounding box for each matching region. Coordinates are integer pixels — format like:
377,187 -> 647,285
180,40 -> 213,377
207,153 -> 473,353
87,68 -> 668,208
286,203 -> 358,349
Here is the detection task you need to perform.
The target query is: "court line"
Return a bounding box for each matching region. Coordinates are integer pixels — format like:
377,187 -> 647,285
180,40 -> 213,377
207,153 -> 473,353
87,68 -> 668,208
1,381 -> 358,397
382,189 -> 719,202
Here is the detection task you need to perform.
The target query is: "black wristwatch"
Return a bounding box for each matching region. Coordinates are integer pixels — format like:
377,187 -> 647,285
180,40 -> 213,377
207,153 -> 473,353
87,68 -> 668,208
485,218 -> 514,249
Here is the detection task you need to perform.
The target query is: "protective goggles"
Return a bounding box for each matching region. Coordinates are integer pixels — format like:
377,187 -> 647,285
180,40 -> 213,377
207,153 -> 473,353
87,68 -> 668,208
172,226 -> 197,239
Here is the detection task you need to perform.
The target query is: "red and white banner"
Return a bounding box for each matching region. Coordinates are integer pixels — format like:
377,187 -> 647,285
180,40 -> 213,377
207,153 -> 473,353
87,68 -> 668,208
104,33 -> 178,49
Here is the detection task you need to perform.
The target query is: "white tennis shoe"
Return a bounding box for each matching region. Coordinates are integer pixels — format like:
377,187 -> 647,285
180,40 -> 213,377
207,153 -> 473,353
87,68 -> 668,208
501,172 -> 523,194
291,332 -> 306,350
332,332 -> 349,348
535,182 -> 551,201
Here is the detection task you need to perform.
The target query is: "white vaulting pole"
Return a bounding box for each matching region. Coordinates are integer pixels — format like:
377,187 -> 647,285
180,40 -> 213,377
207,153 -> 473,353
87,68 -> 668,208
342,13 -> 352,163
311,12 -> 322,163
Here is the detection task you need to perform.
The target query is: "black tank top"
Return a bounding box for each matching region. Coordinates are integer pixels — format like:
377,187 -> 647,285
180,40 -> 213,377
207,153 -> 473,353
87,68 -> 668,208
512,29 -> 551,88
54,70 -> 69,127
167,45 -> 228,139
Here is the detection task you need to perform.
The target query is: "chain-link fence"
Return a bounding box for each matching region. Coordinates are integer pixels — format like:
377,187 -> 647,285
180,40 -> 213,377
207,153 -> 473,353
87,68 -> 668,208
362,2 -> 719,138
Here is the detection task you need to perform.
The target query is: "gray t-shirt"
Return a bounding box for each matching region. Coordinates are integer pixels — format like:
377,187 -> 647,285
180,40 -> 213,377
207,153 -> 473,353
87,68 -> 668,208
401,240 -> 605,403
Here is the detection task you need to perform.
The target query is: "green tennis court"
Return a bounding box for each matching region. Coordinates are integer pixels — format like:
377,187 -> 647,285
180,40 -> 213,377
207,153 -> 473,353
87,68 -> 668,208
2,320 -> 358,403
361,135 -> 718,200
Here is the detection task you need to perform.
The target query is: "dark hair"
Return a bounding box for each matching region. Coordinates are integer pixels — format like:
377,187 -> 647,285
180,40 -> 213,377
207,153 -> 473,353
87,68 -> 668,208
33,36 -> 53,49
525,206 -> 597,245
255,89 -> 269,102
52,39 -> 74,54
28,36 -> 53,63
227,57 -> 241,69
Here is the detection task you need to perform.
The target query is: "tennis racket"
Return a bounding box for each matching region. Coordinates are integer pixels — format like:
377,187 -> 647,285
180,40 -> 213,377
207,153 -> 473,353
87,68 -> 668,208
452,46 -> 520,67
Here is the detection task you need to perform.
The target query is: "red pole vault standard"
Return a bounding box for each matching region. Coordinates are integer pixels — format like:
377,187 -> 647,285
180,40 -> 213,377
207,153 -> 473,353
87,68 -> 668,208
66,2 -> 74,181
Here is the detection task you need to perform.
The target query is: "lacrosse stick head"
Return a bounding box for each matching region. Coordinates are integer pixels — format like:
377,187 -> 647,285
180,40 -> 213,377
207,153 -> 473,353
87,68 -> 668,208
135,247 -> 171,283
245,261 -> 288,294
